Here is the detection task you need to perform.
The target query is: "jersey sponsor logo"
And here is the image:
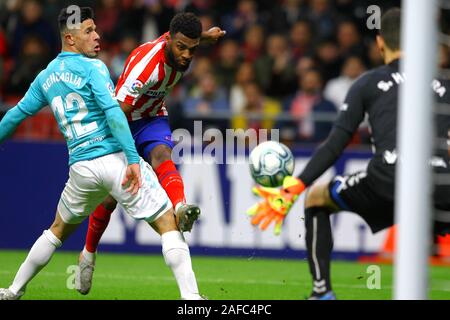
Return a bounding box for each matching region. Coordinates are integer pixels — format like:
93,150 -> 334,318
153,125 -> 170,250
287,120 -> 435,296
432,79 -> 447,97
383,149 -> 398,165
340,103 -> 348,111
377,80 -> 394,92
68,134 -> 108,154
144,90 -> 167,99
391,72 -> 406,84
334,172 -> 367,192
430,156 -> 447,168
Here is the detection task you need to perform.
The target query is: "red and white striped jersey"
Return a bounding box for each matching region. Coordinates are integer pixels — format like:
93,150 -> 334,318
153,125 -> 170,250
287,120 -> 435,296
116,33 -> 183,121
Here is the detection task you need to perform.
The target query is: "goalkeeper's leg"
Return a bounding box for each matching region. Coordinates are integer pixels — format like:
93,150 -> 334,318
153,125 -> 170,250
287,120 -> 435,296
304,184 -> 339,300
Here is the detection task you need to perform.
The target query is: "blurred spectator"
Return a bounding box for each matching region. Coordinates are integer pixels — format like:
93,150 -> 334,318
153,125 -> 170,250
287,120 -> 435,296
289,20 -> 313,61
242,24 -> 264,63
439,44 -> 450,69
214,39 -> 241,92
0,26 -> 8,59
289,68 -> 336,142
183,72 -> 228,115
314,38 -> 342,83
95,0 -> 121,45
221,0 -> 259,41
1,0 -> 22,34
199,14 -> 215,32
110,35 -> 139,82
183,0 -> 215,16
182,56 -> 213,94
232,82 -> 281,131
0,27 -> 6,88
0,0 -> 400,147
307,0 -> 336,40
336,20 -> 366,59
143,0 -> 176,42
254,34 -> 297,99
6,35 -> 50,95
267,0 -> 309,33
324,55 -> 366,108
230,62 -> 256,115
114,0 -> 146,41
295,55 -> 317,79
10,0 -> 58,58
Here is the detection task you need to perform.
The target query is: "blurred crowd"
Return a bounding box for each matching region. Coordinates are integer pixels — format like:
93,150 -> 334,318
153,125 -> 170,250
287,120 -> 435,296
0,0 -> 449,145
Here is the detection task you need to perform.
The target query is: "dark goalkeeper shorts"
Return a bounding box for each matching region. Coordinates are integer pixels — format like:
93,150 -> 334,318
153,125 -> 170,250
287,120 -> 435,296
328,171 -> 450,235
327,171 -> 394,233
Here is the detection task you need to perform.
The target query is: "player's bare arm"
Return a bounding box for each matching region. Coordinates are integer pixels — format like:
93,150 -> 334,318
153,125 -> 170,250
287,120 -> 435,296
200,27 -> 226,45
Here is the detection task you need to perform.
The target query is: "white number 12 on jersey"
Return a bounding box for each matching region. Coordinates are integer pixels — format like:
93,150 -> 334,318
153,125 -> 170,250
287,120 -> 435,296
51,93 -> 98,140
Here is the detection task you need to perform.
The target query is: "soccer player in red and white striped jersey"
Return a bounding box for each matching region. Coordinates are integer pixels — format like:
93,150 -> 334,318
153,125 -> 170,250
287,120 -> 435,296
115,32 -> 182,120
76,13 -> 225,296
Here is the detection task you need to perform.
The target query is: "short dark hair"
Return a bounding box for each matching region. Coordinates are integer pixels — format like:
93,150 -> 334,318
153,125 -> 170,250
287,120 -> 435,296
169,12 -> 202,39
58,6 -> 94,33
380,7 -> 401,51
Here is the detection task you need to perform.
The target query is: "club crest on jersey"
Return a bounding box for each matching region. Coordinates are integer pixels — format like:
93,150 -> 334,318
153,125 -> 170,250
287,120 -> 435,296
131,80 -> 144,94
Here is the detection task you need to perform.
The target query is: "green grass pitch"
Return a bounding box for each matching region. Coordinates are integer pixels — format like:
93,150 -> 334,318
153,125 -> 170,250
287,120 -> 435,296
0,250 -> 449,300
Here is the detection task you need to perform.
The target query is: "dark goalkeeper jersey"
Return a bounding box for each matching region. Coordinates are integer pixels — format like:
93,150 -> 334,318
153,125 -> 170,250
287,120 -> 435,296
299,59 -> 450,200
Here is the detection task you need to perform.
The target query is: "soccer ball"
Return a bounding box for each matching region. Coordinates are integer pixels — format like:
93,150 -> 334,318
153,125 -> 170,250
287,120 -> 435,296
249,141 -> 295,187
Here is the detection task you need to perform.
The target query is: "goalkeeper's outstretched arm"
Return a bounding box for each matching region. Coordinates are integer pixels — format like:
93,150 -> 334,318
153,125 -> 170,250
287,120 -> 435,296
297,127 -> 353,186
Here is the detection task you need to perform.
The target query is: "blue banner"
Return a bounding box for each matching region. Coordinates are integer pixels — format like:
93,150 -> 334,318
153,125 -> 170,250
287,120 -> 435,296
0,141 -> 383,260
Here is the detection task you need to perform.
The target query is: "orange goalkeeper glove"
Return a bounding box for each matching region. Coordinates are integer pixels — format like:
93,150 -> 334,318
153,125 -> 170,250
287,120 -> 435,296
247,176 -> 306,235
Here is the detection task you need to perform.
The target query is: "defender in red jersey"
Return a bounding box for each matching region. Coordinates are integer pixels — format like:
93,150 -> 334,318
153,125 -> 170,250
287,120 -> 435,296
76,13 -> 225,296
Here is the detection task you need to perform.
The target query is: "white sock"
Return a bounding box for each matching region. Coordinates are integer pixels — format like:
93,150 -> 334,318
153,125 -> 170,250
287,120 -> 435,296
161,230 -> 200,300
82,247 -> 96,263
9,230 -> 62,295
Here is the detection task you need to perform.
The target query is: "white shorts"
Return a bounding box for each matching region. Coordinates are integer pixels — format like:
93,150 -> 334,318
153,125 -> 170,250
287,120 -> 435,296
58,152 -> 171,224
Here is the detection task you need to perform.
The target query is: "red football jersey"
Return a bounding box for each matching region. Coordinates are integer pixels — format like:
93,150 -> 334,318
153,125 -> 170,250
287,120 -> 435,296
116,33 -> 183,121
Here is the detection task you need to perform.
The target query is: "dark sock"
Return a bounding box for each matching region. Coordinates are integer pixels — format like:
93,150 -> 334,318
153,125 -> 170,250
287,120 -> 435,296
305,206 -> 333,296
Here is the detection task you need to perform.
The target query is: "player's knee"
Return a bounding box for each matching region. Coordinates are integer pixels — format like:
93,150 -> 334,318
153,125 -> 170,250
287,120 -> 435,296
150,208 -> 178,235
150,145 -> 172,169
305,184 -> 332,209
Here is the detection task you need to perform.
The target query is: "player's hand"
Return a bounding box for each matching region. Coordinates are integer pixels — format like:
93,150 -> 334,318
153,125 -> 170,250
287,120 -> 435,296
122,163 -> 142,195
247,176 -> 305,235
201,27 -> 226,44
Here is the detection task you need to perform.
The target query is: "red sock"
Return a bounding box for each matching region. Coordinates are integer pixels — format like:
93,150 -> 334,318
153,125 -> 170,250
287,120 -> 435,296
155,160 -> 185,208
85,204 -> 113,253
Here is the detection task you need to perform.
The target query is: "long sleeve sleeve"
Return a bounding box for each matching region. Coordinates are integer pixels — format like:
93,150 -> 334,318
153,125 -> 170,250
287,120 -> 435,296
89,61 -> 140,164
